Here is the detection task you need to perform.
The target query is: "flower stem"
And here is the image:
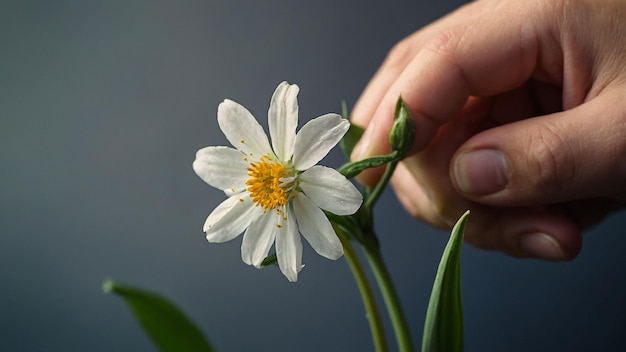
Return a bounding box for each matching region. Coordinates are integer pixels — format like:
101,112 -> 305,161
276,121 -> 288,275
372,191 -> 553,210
362,239 -> 413,352
365,160 -> 399,210
336,228 -> 388,352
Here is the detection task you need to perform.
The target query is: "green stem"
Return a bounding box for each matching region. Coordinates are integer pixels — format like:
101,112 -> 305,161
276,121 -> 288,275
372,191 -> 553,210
365,160 -> 399,210
336,228 -> 388,352
363,240 -> 413,352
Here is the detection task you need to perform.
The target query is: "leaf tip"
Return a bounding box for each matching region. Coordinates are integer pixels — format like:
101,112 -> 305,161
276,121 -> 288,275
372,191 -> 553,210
341,100 -> 348,120
102,278 -> 115,293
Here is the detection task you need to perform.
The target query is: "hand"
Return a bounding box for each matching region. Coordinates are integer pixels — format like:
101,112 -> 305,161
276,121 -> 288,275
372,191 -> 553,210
350,0 -> 626,260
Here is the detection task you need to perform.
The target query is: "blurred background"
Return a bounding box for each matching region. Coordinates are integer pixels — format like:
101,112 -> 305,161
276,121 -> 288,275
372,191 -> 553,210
1,1 -> 625,351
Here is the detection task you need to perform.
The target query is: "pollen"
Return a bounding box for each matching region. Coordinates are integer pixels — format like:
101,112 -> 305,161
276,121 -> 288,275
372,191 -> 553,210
246,155 -> 293,210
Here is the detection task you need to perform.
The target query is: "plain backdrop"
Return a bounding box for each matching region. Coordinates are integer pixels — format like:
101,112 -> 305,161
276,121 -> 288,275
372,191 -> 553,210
1,1 -> 625,351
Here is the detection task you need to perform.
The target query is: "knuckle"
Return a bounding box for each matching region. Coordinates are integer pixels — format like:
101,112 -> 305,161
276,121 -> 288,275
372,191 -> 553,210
421,27 -> 469,85
423,28 -> 461,59
525,123 -> 575,196
610,108 -> 626,193
382,37 -> 416,70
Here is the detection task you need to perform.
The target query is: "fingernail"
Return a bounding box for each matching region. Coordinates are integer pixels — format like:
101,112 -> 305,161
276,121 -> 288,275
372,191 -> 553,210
351,120 -> 376,161
454,149 -> 508,195
520,232 -> 567,261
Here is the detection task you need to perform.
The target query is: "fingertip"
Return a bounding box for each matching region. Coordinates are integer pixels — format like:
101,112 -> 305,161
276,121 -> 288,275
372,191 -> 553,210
538,216 -> 583,260
519,231 -> 580,261
350,122 -> 381,186
354,166 -> 386,187
465,207 -> 582,261
349,116 -> 394,187
350,119 -> 375,162
512,210 -> 582,261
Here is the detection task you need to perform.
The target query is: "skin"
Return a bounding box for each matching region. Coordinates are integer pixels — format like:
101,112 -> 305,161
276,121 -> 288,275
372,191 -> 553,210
350,0 -> 626,260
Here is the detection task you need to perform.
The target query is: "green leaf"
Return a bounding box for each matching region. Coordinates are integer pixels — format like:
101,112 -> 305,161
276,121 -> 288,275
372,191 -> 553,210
339,101 -> 365,160
103,279 -> 214,352
422,211 -> 469,352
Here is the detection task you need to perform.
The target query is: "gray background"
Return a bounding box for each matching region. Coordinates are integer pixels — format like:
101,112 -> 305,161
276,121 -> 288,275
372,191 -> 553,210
1,1 -> 625,351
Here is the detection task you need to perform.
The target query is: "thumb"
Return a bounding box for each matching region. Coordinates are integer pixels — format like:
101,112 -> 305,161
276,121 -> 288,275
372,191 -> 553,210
451,91 -> 626,206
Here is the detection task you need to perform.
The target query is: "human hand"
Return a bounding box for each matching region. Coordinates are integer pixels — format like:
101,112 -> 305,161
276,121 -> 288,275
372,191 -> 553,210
350,0 -> 626,260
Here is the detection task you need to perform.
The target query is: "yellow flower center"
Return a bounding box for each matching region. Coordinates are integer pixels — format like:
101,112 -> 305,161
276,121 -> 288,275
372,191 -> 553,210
246,155 -> 292,211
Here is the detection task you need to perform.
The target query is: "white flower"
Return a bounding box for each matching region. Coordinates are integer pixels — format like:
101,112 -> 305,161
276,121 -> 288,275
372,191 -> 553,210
193,81 -> 363,282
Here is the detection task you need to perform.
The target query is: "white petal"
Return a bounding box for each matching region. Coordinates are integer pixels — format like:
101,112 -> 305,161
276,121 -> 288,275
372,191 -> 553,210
299,166 -> 363,215
193,146 -> 249,193
293,114 -> 349,170
241,212 -> 277,268
268,82 -> 299,161
218,99 -> 273,158
276,208 -> 303,282
293,193 -> 343,260
204,195 -> 262,243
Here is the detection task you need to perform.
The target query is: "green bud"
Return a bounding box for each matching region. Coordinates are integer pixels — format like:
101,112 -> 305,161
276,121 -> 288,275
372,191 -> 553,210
389,97 -> 415,157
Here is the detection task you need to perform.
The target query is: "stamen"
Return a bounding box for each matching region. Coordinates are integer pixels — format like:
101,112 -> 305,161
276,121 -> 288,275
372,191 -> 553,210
246,158 -> 294,210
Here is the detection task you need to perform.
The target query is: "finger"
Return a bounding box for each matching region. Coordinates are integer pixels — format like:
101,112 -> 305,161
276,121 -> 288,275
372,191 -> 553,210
463,205 -> 583,261
394,97 -> 489,218
451,89 -> 626,205
390,162 -> 450,228
351,1 -> 488,128
393,161 -> 583,260
389,97 -> 584,261
351,1 -> 553,173
487,80 -> 563,127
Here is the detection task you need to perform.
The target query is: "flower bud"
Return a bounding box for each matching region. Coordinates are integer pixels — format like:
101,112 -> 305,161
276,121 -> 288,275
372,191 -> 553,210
389,97 -> 415,157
